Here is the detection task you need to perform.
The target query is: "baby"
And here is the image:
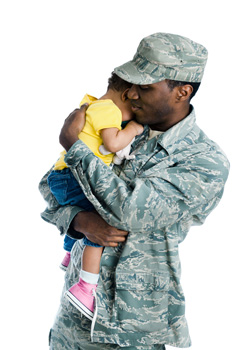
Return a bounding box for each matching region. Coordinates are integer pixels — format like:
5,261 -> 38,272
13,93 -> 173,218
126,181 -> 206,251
47,72 -> 143,320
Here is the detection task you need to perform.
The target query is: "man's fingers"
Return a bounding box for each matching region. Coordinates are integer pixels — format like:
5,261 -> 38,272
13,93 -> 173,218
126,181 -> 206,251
80,103 -> 89,110
107,236 -> 127,243
94,231 -> 128,247
103,233 -> 128,245
106,242 -> 119,247
64,104 -> 88,122
108,228 -> 128,237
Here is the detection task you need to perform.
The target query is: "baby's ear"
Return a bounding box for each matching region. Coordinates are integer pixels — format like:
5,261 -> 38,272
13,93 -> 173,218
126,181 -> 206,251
121,88 -> 130,101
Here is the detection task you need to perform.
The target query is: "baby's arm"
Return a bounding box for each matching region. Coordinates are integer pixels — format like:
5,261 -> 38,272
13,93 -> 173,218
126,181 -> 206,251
100,121 -> 143,153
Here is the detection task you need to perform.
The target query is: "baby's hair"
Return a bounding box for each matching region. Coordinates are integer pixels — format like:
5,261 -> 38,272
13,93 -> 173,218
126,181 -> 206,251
107,72 -> 132,92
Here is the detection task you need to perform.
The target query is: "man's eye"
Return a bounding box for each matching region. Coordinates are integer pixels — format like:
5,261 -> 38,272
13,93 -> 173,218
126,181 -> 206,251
139,85 -> 149,91
139,85 -> 148,90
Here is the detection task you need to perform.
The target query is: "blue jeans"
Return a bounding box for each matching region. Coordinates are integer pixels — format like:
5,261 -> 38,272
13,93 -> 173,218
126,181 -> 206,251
47,168 -> 102,250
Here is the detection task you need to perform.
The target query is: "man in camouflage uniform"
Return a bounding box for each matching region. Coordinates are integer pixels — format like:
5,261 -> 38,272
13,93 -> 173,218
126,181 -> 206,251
39,33 -> 230,349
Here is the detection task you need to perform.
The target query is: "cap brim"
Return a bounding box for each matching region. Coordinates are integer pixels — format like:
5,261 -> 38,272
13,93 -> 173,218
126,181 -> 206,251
114,61 -> 165,85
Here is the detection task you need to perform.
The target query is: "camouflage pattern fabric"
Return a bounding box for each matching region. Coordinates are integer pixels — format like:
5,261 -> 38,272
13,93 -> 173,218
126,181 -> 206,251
49,240 -> 165,350
114,33 -> 208,85
40,107 -> 230,348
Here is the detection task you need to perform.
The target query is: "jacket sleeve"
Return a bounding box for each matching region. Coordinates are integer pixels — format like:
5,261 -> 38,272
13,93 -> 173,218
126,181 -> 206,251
65,140 -> 230,233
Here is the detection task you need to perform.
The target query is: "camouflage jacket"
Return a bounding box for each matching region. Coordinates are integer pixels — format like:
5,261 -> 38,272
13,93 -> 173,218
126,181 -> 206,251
40,107 -> 230,348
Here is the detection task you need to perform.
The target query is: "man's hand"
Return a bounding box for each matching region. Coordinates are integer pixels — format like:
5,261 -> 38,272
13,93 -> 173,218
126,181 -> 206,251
59,103 -> 88,151
72,211 -> 128,247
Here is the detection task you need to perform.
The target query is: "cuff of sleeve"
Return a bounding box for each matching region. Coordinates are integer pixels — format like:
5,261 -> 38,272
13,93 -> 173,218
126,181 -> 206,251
56,206 -> 84,237
64,140 -> 93,167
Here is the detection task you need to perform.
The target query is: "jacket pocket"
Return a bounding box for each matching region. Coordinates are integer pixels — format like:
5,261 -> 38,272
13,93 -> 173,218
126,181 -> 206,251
113,272 -> 169,333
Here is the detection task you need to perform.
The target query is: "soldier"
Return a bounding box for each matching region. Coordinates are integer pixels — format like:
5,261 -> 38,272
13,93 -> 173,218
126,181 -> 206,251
40,33 -> 230,349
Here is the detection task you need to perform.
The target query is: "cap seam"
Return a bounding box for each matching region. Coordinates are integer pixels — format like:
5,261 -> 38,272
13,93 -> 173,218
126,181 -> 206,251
134,52 -> 184,68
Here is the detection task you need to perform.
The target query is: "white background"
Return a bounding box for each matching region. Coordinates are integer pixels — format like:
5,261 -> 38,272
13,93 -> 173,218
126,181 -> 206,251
1,1 -> 249,349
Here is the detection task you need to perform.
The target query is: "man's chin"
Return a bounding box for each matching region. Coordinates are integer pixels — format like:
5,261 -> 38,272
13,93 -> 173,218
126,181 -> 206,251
134,112 -> 146,125
135,117 -> 145,125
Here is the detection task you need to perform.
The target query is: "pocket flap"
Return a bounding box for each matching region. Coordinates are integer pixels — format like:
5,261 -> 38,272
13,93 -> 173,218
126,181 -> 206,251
115,272 -> 169,291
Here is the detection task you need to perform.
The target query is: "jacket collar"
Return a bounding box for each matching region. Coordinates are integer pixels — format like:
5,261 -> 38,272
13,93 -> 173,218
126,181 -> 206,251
151,105 -> 197,155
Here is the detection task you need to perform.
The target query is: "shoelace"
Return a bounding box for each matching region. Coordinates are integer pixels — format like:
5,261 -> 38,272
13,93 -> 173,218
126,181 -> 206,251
90,288 -> 98,341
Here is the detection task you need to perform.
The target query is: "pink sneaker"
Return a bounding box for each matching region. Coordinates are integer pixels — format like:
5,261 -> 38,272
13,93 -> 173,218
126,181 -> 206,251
65,279 -> 97,320
60,252 -> 71,271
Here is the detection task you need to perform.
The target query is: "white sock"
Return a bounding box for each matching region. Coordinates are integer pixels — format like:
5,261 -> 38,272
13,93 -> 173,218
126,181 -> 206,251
80,269 -> 99,285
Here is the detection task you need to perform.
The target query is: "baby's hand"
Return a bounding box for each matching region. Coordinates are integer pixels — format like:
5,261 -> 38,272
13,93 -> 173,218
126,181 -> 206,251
128,120 -> 144,136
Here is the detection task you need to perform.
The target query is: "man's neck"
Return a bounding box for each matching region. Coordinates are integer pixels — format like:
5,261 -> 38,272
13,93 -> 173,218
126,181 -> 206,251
150,104 -> 191,131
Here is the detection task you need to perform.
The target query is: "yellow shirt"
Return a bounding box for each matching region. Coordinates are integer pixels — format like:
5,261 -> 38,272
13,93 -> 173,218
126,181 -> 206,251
54,94 -> 122,170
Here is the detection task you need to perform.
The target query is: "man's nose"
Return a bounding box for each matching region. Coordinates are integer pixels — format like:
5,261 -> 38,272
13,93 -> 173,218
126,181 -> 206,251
127,85 -> 139,100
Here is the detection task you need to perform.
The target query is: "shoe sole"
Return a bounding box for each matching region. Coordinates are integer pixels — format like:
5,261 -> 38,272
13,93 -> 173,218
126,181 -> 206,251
59,264 -> 67,271
65,290 -> 94,321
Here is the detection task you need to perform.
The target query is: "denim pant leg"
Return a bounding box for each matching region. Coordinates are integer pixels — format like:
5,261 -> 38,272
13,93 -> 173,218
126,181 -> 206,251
47,168 -> 94,207
63,235 -> 77,252
48,169 -> 102,249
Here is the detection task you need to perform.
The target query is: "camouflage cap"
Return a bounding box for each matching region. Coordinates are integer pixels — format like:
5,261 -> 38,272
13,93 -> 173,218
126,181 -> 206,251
114,33 -> 208,84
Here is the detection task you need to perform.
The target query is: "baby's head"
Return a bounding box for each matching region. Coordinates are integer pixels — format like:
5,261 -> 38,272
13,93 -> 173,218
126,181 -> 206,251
107,72 -> 134,121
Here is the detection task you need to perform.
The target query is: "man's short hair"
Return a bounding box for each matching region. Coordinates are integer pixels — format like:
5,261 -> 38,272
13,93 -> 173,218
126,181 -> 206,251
108,72 -> 132,92
166,79 -> 201,101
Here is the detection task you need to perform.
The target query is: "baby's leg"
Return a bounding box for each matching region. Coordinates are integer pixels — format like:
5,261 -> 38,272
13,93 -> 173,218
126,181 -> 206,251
60,235 -> 77,271
65,245 -> 104,320
82,246 -> 104,274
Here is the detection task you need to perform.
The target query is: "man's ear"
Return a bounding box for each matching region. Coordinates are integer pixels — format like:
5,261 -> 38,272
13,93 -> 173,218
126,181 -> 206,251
121,88 -> 130,101
176,85 -> 193,101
